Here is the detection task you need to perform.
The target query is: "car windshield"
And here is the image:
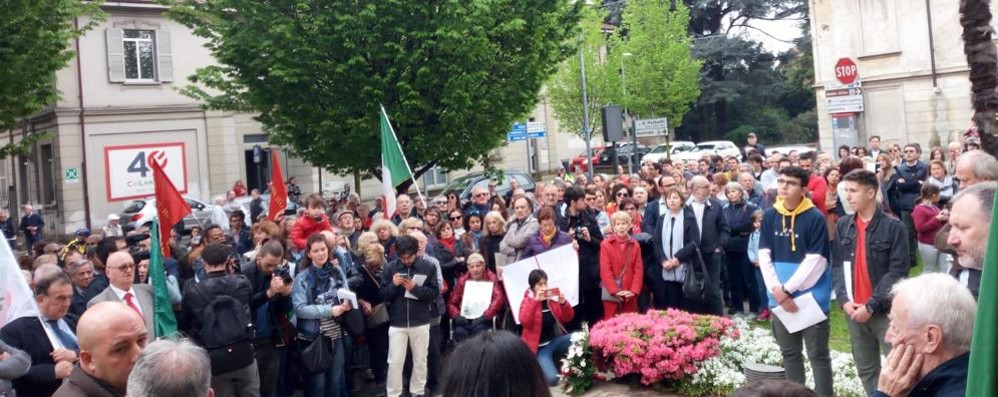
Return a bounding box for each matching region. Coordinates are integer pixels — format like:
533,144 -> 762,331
692,144 -> 716,152
123,200 -> 146,213
440,174 -> 479,196
649,145 -> 667,154
673,144 -> 695,153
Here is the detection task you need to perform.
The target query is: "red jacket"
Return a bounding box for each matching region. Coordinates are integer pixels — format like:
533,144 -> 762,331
447,270 -> 504,320
290,214 -> 332,250
807,176 -> 828,216
519,290 -> 574,354
599,234 -> 643,295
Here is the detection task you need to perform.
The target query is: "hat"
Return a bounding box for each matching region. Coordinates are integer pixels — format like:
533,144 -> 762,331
107,213 -> 120,221
747,132 -> 757,138
74,228 -> 91,237
334,210 -> 354,221
467,252 -> 485,264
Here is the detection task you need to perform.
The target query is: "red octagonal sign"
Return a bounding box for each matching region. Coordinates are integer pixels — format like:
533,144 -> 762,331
835,58 -> 859,85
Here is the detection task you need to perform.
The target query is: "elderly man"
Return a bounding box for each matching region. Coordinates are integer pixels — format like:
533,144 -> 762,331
103,214 -> 123,237
872,274 -> 976,397
88,252 -> 156,336
391,193 -> 420,225
934,151 -> 998,271
686,175 -> 730,316
126,338 -> 213,397
944,182 -> 996,298
19,204 -> 44,250
53,302 -> 148,397
465,186 -> 491,217
66,259 -> 96,319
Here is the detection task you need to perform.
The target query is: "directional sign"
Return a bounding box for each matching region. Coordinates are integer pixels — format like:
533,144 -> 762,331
507,123 -> 528,142
825,80 -> 864,114
635,117 -> 669,137
527,121 -> 546,139
508,122 -> 545,141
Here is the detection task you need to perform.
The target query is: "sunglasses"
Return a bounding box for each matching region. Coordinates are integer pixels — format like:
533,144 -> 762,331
616,192 -> 630,197
451,215 -> 463,220
474,193 -> 489,198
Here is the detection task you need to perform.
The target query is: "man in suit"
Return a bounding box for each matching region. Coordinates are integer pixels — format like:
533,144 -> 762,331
686,176 -> 730,315
19,204 -> 44,250
87,251 -> 155,336
53,302 -> 148,397
0,273 -> 80,397
65,258 -> 96,321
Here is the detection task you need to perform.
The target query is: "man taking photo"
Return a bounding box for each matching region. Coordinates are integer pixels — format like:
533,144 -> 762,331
245,240 -> 293,397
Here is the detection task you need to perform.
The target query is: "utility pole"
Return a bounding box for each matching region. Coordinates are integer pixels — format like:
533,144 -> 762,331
579,34 -> 593,180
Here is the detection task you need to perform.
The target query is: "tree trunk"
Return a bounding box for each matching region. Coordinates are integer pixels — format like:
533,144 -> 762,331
959,0 -> 998,155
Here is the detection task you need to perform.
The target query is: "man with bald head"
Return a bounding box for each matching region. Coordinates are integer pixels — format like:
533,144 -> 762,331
391,193 -> 420,225
87,252 -> 155,335
53,302 -> 147,397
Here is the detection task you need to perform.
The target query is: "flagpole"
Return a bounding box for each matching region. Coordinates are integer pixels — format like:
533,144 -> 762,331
380,105 -> 427,207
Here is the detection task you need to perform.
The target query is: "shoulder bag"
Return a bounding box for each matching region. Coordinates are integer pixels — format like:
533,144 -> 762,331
361,265 -> 390,330
601,242 -> 636,302
682,245 -> 710,301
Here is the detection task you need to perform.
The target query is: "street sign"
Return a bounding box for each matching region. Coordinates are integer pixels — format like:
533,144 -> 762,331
64,167 -> 79,184
825,80 -> 864,113
527,121 -> 547,139
635,117 -> 669,137
507,123 -> 527,142
508,122 -> 546,141
834,58 -> 859,85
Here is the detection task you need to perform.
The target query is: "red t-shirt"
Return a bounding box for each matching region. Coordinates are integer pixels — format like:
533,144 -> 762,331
853,217 -> 873,304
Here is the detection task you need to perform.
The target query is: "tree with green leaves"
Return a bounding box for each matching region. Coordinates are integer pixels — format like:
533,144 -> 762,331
547,5 -> 617,139
609,0 -> 701,129
165,0 -> 579,192
0,0 -> 102,158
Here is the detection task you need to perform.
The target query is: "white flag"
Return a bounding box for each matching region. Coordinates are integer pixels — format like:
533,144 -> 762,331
0,230 -> 38,329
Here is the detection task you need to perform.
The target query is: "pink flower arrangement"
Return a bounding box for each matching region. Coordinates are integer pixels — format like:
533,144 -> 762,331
588,309 -> 737,385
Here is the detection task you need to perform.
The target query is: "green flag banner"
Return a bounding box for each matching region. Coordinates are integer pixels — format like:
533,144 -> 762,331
150,219 -> 178,339
967,194 -> 998,395
380,105 -> 415,217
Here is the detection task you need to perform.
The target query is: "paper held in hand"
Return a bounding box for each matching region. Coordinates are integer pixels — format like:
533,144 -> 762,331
404,274 -> 428,300
501,244 -> 580,324
337,289 -> 358,310
771,292 -> 828,334
460,281 -> 493,319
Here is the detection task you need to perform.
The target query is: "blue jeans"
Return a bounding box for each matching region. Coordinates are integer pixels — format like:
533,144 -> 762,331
303,337 -> 348,397
537,334 -> 572,386
753,266 -> 768,310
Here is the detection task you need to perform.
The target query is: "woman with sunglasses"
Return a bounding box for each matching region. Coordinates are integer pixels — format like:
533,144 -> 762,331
616,198 -> 643,234
446,193 -> 461,214
607,183 -> 631,216
447,210 -> 466,238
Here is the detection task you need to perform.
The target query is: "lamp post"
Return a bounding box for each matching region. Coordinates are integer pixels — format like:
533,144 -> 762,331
580,34 -> 594,180
621,52 -> 635,174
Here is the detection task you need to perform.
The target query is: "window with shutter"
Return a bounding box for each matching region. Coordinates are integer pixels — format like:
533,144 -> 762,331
156,30 -> 173,83
106,28 -> 125,83
122,29 -> 157,81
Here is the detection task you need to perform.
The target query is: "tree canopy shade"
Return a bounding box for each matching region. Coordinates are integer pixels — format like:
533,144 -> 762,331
165,0 -> 580,189
0,0 -> 102,158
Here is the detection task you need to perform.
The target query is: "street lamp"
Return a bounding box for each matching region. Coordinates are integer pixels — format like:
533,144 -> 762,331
621,52 -> 635,174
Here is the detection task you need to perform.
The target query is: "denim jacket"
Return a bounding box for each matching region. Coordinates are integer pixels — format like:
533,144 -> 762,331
291,264 -> 349,338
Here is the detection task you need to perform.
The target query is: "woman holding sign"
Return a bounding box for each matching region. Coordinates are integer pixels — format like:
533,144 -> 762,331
599,211 -> 643,319
519,269 -> 574,386
446,253 -> 504,342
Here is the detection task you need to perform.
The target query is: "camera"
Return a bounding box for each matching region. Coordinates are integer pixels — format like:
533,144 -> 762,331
274,265 -> 293,285
574,226 -> 587,240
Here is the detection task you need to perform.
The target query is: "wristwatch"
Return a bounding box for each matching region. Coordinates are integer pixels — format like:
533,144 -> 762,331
865,303 -> 875,315
781,286 -> 790,296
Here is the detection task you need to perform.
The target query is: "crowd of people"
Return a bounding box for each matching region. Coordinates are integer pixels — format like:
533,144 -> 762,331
0,130 -> 995,397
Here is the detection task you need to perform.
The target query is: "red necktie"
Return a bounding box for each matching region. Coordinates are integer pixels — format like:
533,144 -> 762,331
124,292 -> 144,319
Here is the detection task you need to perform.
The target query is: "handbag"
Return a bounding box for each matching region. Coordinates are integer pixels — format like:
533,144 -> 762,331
601,242 -> 636,302
334,267 -> 366,337
361,265 -> 391,330
682,245 -> 710,301
294,333 -> 332,375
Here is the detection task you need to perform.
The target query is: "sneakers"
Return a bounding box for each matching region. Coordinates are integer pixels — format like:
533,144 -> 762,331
756,309 -> 771,321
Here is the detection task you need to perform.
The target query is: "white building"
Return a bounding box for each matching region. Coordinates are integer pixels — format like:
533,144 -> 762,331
809,0 -> 996,151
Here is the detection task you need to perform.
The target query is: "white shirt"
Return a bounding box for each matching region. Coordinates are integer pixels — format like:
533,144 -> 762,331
109,285 -> 144,316
659,210 -> 686,282
689,199 -> 706,239
39,316 -> 77,349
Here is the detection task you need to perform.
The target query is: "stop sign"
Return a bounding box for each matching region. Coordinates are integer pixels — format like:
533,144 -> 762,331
835,58 -> 859,85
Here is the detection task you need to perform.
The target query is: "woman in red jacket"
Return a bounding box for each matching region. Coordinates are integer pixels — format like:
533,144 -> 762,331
600,211 -> 643,319
447,253 -> 504,342
519,269 -> 574,386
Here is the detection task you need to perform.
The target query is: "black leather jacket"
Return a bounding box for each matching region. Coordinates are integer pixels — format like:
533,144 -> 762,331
832,209 -> 910,314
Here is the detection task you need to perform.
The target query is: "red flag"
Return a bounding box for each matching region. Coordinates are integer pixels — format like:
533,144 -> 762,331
268,150 -> 287,221
151,159 -> 192,257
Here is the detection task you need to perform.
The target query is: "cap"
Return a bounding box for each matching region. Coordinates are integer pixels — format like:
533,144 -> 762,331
334,210 -> 354,221
107,213 -> 120,221
74,228 -> 91,237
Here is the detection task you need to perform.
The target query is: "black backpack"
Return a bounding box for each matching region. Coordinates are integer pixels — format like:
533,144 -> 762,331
193,277 -> 255,375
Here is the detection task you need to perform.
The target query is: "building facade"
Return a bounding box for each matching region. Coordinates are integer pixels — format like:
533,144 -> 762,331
809,0 -> 996,152
3,1 -> 588,237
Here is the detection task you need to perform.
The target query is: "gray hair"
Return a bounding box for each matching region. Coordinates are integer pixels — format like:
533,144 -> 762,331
690,175 -> 710,188
724,182 -> 747,199
126,338 -> 211,397
957,150 -> 998,182
891,274 -> 977,352
950,181 -> 996,219
64,259 -> 93,277
33,263 -> 63,283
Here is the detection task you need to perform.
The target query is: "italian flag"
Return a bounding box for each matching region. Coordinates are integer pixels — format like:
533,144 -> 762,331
381,105 -> 414,218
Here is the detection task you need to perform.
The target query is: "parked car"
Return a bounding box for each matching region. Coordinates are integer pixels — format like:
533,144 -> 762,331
641,141 -> 696,163
672,140 -> 743,162
232,194 -> 301,222
766,144 -> 817,157
599,143 -> 650,168
439,171 -> 536,203
570,146 -> 606,173
118,196 -> 215,233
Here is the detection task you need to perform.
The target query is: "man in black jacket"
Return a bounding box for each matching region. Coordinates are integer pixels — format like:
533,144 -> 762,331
245,240 -> 292,397
379,235 -> 439,397
686,176 -> 730,315
556,185 -> 604,327
181,243 -> 258,397
832,170 -> 910,395
894,144 -> 927,268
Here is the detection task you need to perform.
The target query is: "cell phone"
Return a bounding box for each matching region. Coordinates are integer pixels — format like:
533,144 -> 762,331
191,235 -> 201,245
546,288 -> 561,298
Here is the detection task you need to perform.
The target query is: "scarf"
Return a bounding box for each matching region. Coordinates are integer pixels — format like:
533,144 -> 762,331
471,230 -> 482,250
313,262 -> 335,285
540,227 -> 557,247
440,235 -> 456,253
773,197 -> 815,252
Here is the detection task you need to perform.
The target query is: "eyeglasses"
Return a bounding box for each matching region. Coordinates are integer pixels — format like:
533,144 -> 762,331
450,215 -> 463,220
776,178 -> 801,187
474,193 -> 489,198
108,263 -> 135,273
616,192 -> 630,197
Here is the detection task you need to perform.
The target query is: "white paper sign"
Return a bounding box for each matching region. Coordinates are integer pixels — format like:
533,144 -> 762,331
404,274 -> 427,300
501,244 -> 580,324
460,281 -> 494,319
771,292 -> 828,334
0,230 -> 39,327
104,142 -> 188,201
337,288 -> 358,310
